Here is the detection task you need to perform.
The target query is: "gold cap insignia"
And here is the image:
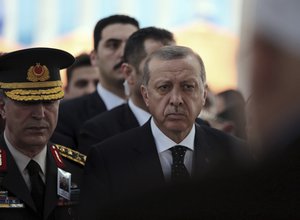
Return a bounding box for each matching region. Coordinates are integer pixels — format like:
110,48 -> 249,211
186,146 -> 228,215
27,63 -> 50,82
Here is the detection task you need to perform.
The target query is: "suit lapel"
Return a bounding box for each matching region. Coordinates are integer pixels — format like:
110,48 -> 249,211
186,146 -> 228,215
123,104 -> 140,129
131,121 -> 165,188
0,135 -> 36,212
87,91 -> 107,117
43,144 -> 58,220
192,125 -> 212,178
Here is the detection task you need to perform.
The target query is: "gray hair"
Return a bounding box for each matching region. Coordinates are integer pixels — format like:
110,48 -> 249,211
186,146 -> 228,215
142,45 -> 206,85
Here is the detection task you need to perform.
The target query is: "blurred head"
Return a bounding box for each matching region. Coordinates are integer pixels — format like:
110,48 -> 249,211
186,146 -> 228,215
0,48 -> 74,155
65,53 -> 99,100
212,90 -> 246,138
141,46 -> 207,142
91,15 -> 139,92
248,0 -> 300,141
121,27 -> 175,108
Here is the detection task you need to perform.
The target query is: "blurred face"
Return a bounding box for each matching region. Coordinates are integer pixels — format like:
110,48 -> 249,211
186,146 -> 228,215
141,55 -> 207,142
250,35 -> 300,138
65,66 -> 99,99
91,23 -> 138,87
0,98 -> 59,151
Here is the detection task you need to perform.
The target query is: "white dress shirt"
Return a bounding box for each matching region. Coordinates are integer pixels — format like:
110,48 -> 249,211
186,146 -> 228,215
150,118 -> 195,181
128,99 -> 151,126
4,132 -> 47,190
97,83 -> 126,110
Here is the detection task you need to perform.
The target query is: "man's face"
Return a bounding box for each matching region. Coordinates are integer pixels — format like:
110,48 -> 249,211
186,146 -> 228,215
65,66 -> 99,99
0,99 -> 59,149
141,56 -> 206,139
92,23 -> 138,86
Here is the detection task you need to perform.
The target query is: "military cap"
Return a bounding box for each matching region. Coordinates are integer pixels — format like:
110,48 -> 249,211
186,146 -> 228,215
0,47 -> 74,101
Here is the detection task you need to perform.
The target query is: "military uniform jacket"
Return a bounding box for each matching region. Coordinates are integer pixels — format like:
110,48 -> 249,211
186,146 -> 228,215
0,135 -> 86,220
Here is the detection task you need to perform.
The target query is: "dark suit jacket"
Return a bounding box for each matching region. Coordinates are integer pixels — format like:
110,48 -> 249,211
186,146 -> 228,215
79,120 -> 245,219
78,103 -> 140,154
0,136 -> 84,220
78,103 -> 211,155
101,134 -> 300,219
51,91 -> 107,149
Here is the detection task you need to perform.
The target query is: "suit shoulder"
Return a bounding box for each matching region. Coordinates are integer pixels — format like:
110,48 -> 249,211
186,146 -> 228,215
54,144 -> 87,166
200,125 -> 243,144
60,93 -> 95,110
93,124 -> 148,150
84,104 -> 127,126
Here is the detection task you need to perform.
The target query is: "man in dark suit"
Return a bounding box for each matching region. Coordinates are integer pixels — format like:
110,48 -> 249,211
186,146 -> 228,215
80,46 -> 244,219
102,1 -> 300,218
78,27 -> 175,154
0,48 -> 86,220
51,15 -> 139,148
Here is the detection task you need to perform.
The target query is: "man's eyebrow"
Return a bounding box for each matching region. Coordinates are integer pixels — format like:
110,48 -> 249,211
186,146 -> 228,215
105,38 -> 122,43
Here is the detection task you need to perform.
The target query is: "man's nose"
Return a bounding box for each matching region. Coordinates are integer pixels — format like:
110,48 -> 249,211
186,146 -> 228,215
85,82 -> 96,94
31,103 -> 45,119
169,89 -> 183,106
118,42 -> 126,58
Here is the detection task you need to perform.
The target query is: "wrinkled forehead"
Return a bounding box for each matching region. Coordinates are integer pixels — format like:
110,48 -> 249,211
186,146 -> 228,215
148,56 -> 202,80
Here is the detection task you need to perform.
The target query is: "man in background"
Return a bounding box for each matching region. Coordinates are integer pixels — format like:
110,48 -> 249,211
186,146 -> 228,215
52,15 -> 139,148
78,27 -> 175,154
64,53 -> 99,100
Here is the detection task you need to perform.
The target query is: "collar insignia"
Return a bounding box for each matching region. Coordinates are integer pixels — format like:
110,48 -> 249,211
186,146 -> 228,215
0,149 -> 7,172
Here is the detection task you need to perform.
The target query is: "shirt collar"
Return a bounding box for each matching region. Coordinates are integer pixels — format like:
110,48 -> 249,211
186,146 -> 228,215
4,132 -> 47,175
128,99 -> 151,126
150,117 -> 195,153
96,83 -> 126,110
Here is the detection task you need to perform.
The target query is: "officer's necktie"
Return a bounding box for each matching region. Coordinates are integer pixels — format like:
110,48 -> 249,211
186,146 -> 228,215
27,160 -> 45,216
170,145 -> 190,183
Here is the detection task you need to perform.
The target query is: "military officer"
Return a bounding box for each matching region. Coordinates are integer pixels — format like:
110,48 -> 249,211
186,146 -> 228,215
0,48 -> 86,220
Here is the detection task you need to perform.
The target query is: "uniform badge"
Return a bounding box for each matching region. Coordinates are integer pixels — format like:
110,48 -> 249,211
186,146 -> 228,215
27,63 -> 50,82
57,168 -> 71,200
0,149 -> 7,172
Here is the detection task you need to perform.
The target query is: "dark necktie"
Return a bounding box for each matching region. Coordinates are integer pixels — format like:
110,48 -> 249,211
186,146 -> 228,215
170,145 -> 190,183
27,160 -> 45,216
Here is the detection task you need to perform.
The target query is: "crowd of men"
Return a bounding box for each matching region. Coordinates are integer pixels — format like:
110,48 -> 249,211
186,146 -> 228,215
1,0 -> 300,219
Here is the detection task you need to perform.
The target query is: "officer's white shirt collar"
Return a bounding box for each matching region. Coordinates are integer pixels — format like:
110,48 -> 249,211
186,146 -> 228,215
128,99 -> 151,126
97,83 -> 126,110
4,131 -> 47,187
150,117 -> 195,153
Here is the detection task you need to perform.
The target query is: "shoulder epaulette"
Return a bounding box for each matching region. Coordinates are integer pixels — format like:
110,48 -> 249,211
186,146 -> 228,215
54,144 -> 86,166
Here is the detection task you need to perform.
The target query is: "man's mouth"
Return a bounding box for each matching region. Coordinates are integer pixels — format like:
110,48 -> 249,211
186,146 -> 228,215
113,60 -> 123,70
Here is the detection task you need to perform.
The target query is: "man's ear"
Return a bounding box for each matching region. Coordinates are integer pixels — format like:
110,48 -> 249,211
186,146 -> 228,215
140,85 -> 149,107
121,63 -> 136,85
90,50 -> 98,67
202,84 -> 208,106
